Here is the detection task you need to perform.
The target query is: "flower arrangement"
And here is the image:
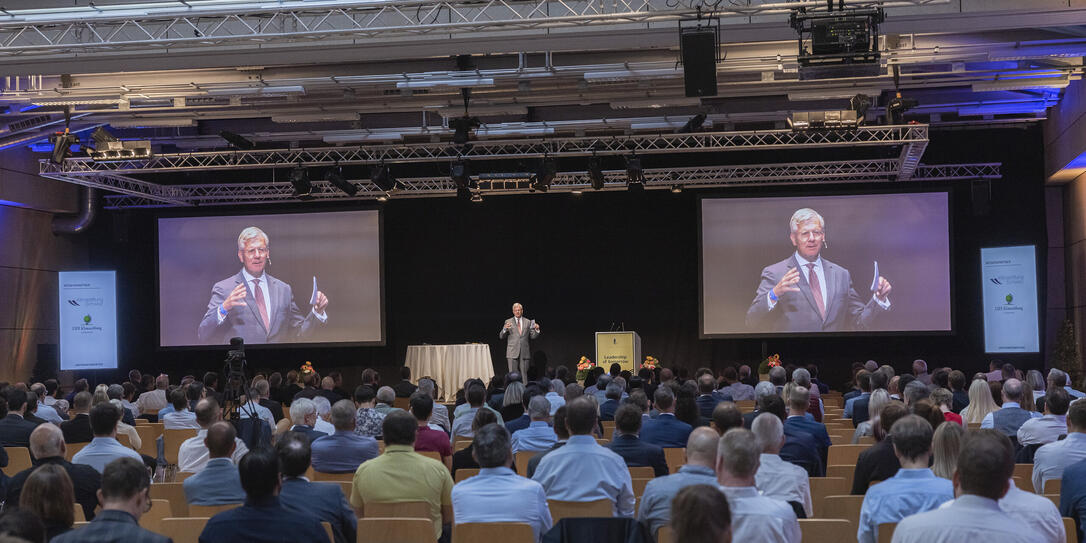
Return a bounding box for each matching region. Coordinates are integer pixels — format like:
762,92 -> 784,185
300,361 -> 315,375
575,356 -> 595,381
758,354 -> 781,375
642,356 -> 658,370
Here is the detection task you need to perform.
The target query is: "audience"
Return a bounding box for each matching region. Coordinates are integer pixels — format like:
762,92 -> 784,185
500,381 -> 526,421
311,399 -> 379,473
851,402 -> 908,494
1032,399 -> 1086,493
311,396 -> 336,436
669,484 -> 732,543
1061,457 -> 1086,543
5,424 -> 100,521
525,406 -> 570,479
928,388 -> 963,426
135,374 -> 169,418
716,427 -> 800,543
451,408 -> 500,477
0,388 -> 38,448
851,389 -> 889,443
451,423 -> 553,540
374,386 -> 398,416
510,395 -> 557,455
543,378 -> 566,416
792,368 -> 822,422
857,415 -> 952,543
162,387 -> 199,429
410,392 -> 453,467
893,429 -> 1034,542
352,385 -> 385,438
52,457 -> 169,543
199,448 -> 328,543
752,413 -> 812,519
178,398 -> 249,473
1017,386 -> 1069,446
607,403 -> 668,477
451,384 -> 491,440
276,433 -> 358,543
288,397 -> 329,443
531,397 -> 635,517
980,378 -> 1039,435
253,379 -> 285,423
71,402 -> 143,473
183,421 -> 246,506
930,421 -> 964,480
719,366 -> 754,401
640,386 -> 692,448
991,436 -> 1065,543
784,386 -> 830,470
710,402 -> 743,435
949,370 -> 970,413
418,378 -> 450,434
599,381 -> 623,421
19,463 -> 75,540
637,427 -> 719,536
351,410 -> 454,541
961,378 -> 1000,425
844,371 -> 872,425
392,366 -> 418,398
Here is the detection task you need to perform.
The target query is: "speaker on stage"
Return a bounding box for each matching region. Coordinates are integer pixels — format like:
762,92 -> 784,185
681,28 -> 718,98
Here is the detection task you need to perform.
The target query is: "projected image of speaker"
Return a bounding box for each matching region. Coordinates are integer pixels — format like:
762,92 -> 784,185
681,26 -> 718,98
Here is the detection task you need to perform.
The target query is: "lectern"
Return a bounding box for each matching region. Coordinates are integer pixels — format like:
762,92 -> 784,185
595,331 -> 642,373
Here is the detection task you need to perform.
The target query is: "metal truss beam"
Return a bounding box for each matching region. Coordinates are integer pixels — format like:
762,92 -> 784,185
96,160 -> 999,208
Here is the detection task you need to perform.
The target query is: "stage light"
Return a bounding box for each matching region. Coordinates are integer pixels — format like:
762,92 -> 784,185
788,110 -> 860,130
850,93 -> 871,124
88,126 -> 152,161
449,116 -> 480,145
325,167 -> 358,196
220,130 -> 255,150
625,155 -> 644,190
677,113 -> 707,133
587,156 -> 605,190
531,157 -> 556,192
471,192 -> 483,203
370,164 -> 397,193
450,159 -> 474,189
671,185 -> 683,193
289,165 -> 312,199
790,8 -> 884,80
48,130 -> 77,164
885,92 -> 918,125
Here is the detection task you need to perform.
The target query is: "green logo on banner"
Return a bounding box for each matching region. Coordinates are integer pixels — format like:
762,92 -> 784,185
1005,294 -> 1013,304
83,314 -> 92,324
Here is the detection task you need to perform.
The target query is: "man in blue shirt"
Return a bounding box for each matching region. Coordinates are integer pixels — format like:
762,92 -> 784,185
531,397 -> 635,517
183,422 -> 246,505
277,432 -> 358,543
312,399 -> 379,473
510,396 -> 556,454
1061,457 -> 1086,543
452,423 -> 553,540
607,404 -> 668,477
640,387 -> 692,448
636,427 -> 718,536
857,415 -> 953,543
199,448 -> 328,543
71,403 -> 143,474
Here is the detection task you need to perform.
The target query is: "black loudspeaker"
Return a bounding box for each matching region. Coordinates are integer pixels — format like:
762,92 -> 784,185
971,180 -> 991,217
682,29 -> 717,97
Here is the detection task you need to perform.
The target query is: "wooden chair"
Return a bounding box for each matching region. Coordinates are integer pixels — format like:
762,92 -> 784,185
1013,463 -> 1034,484
116,433 -> 132,449
1044,494 -> 1060,508
827,444 -> 870,466
663,448 -> 685,473
358,518 -> 433,543
1044,478 -> 1062,495
64,442 -> 88,461
967,422 -> 981,430
809,477 -> 849,517
362,501 -> 431,519
74,521 -> 89,527
628,466 -> 654,479
188,503 -> 240,517
150,483 -> 189,517
827,433 -> 850,446
514,451 -> 535,477
632,478 -> 651,498
454,468 -> 480,483
312,471 -> 355,482
798,518 -> 853,543
159,517 -> 209,543
656,525 -> 674,543
603,426 -> 616,441
820,495 -> 864,527
3,447 -> 31,477
139,499 -> 172,533
322,481 -> 353,500
452,522 -> 535,543
825,466 -> 855,494
453,440 -> 472,452
736,400 -> 755,412
134,425 -> 159,459
418,450 -> 443,463
547,499 -> 612,523
877,522 -> 896,543
1065,517 -> 1079,543
856,435 -> 875,445
74,504 -> 86,523
163,428 -> 198,466
595,439 -> 610,446
1012,476 -> 1031,493
174,471 -> 195,482
393,397 -> 411,411
322,521 -> 334,543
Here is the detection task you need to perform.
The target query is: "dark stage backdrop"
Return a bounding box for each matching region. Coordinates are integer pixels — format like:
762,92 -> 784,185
74,126 -> 1049,391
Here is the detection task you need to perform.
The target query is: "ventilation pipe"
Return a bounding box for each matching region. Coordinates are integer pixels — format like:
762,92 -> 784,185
52,187 -> 97,235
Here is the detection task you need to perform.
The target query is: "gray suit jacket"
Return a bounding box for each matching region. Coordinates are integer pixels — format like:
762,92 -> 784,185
197,270 -> 323,344
499,316 -> 540,359
745,255 -> 886,332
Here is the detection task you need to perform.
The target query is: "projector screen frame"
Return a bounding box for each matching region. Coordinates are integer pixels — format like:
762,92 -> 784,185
697,187 -> 957,340
153,205 -> 387,351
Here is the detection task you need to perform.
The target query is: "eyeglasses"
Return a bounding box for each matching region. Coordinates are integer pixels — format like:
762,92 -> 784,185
796,229 -> 825,241
243,247 -> 269,256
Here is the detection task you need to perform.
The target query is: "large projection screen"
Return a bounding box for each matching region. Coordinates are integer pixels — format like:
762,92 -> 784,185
158,209 -> 383,347
701,192 -> 952,337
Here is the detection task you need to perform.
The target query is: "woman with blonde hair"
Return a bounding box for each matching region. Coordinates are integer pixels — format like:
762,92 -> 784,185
931,421 -> 965,480
852,389 -> 890,443
960,379 -> 1000,424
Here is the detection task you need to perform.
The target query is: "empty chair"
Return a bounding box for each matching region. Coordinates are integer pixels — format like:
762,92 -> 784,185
158,517 -> 210,543
547,499 -> 612,523
163,428 -> 198,466
819,495 -> 864,527
139,499 -> 172,534
451,522 -> 535,543
149,483 -> 189,517
826,444 -> 870,466
798,519 -> 853,543
825,466 -> 855,493
808,477 -> 849,518
3,447 -> 31,477
358,518 -> 433,543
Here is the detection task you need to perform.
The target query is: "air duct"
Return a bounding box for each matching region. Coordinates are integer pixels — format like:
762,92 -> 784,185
52,187 -> 98,235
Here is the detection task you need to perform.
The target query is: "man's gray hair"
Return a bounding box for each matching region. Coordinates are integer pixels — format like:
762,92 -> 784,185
1049,369 -> 1070,387
29,423 -> 65,459
904,380 -> 930,406
290,397 -> 316,424
596,374 -> 613,388
751,412 -> 783,453
330,399 -> 356,430
1002,378 -> 1023,402
1026,370 -> 1045,393
107,384 -> 125,400
792,368 -> 812,388
237,226 -> 269,251
418,378 -> 436,398
313,396 -> 331,417
754,381 -> 776,400
912,359 -> 928,374
254,379 -> 270,397
789,208 -> 825,234
376,386 -> 396,404
613,377 -> 626,391
528,395 -> 551,419
605,382 -> 623,401
717,428 -> 762,478
864,360 -> 879,372
472,423 -> 511,469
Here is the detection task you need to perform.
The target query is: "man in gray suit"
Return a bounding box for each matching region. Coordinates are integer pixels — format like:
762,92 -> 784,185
198,226 -> 330,344
499,302 -> 540,376
745,208 -> 893,332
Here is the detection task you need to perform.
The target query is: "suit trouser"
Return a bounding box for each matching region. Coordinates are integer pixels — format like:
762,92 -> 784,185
507,356 -> 530,376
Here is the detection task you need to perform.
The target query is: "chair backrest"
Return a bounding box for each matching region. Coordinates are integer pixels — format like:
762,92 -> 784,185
74,504 -> 86,523
824,466 -> 855,494
662,448 -> 685,473
322,521 -> 334,543
363,501 -> 431,519
856,435 -> 875,445
1012,476 -> 1030,493
134,425 -> 159,458
452,522 -> 535,543
174,471 -> 195,482
149,483 -> 189,517
877,522 -> 896,543
326,481 -> 353,500
808,477 -> 849,518
453,440 -> 472,452
826,444 -> 870,466
1044,478 -> 1062,495
819,495 -> 864,527
159,517 -> 209,543
1012,463 -> 1034,483
418,450 -> 443,463
547,499 -> 613,523
454,468 -> 480,483
798,519 -> 853,543
1045,494 -> 1061,508
632,478 -> 651,498
358,518 -> 434,543
393,397 -> 411,411
139,499 -> 172,533
656,525 -> 674,543
163,428 -> 199,465
1064,517 -> 1079,543
64,442 -> 88,461
736,400 -> 755,412
116,433 -> 132,449
3,447 -> 31,477
312,471 -> 355,482
514,450 -> 535,477
187,503 -> 240,517
628,466 -> 654,479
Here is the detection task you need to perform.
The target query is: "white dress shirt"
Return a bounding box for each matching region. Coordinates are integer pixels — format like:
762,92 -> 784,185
241,269 -> 272,322
719,486 -> 800,543
893,494 -> 1036,543
755,454 -> 812,517
452,467 -> 553,541
1032,432 -> 1086,493
314,417 -> 335,435
163,409 -> 201,430
178,428 -> 250,473
999,480 -> 1066,543
1017,414 -> 1067,446
531,435 -> 635,517
136,389 -> 167,414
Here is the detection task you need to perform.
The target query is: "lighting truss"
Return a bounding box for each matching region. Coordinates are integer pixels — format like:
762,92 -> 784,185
0,0 -> 942,58
94,161 -> 999,208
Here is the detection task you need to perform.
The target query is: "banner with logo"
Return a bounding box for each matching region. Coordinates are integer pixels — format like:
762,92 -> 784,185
981,246 -> 1039,353
59,271 -> 118,370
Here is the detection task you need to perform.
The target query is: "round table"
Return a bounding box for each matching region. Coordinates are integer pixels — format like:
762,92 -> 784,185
405,344 -> 495,402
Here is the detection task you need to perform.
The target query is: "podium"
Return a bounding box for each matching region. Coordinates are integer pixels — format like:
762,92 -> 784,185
595,331 -> 642,373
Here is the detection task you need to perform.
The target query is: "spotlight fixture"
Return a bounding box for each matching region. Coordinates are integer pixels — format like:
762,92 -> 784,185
788,110 -> 860,130
471,192 -> 483,203
849,93 -> 871,123
289,164 -> 313,200
677,113 -> 707,133
220,130 -> 255,150
325,167 -> 358,196
885,91 -> 918,125
450,159 -> 474,189
587,156 -> 605,190
88,126 -> 152,161
48,130 -> 78,164
671,185 -> 683,194
449,116 -> 480,145
625,155 -> 644,190
790,8 -> 884,80
531,157 -> 556,192
371,164 -> 397,193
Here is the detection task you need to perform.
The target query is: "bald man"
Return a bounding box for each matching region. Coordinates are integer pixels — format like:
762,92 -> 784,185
5,424 -> 101,520
183,422 -> 245,505
636,427 -> 720,536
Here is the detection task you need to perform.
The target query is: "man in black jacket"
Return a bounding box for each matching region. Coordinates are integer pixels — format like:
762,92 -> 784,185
850,402 -> 908,494
60,392 -> 95,444
6,424 -> 100,521
0,388 -> 40,447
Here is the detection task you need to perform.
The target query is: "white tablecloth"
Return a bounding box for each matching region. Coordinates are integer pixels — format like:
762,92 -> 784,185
405,344 -> 495,402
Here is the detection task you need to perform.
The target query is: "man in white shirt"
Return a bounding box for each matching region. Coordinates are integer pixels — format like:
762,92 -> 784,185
312,396 -> 336,435
1032,400 -> 1086,493
751,413 -> 811,518
136,374 -> 170,417
1018,387 -> 1069,446
29,384 -> 62,424
178,398 -> 249,473
893,429 -> 1036,543
716,427 -> 800,543
543,379 -> 566,416
163,389 -> 201,430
